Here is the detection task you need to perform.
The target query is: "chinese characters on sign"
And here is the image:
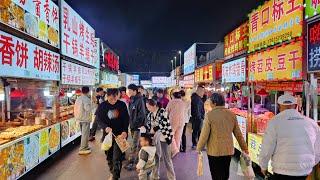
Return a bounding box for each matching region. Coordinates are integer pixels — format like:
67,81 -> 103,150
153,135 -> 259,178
305,0 -> 320,19
222,57 -> 246,83
61,60 -> 95,86
103,50 -> 119,72
0,30 -> 60,80
308,20 -> 320,72
183,74 -> 195,88
0,0 -> 60,48
248,133 -> 263,164
248,0 -> 303,52
183,44 -> 196,75
101,71 -> 119,86
195,64 -> 213,83
248,40 -> 303,81
60,0 -> 98,66
224,23 -> 248,59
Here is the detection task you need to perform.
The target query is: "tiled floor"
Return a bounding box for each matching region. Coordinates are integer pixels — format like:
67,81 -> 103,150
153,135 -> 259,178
21,127 -> 262,180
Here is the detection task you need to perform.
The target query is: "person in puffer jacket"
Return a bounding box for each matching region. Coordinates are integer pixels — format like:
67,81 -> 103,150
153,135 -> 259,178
259,94 -> 320,180
136,133 -> 156,180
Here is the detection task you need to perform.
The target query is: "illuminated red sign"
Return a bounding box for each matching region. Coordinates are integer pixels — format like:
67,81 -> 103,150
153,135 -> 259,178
103,50 -> 119,72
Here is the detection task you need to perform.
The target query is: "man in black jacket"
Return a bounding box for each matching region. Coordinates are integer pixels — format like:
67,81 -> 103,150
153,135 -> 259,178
191,85 -> 205,149
96,88 -> 129,180
89,87 -> 105,141
126,84 -> 147,170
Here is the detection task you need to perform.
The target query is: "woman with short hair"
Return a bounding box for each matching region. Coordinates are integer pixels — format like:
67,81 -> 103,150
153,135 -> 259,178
196,93 -> 248,180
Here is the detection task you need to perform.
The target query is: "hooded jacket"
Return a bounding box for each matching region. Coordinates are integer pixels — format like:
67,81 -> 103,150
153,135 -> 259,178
191,93 -> 205,121
136,146 -> 156,170
74,95 -> 92,122
259,109 -> 320,176
129,93 -> 147,131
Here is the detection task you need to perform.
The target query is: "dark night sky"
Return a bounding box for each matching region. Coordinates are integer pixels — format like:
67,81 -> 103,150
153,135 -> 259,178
67,0 -> 262,79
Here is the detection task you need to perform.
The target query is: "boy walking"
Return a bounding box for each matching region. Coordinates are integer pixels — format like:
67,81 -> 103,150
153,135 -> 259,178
136,133 -> 156,180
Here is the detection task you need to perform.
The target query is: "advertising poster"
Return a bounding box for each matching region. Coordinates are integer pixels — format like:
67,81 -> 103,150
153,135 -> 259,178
61,60 -> 95,86
308,19 -> 320,72
48,123 -> 60,154
248,133 -> 263,164
214,61 -> 223,81
0,0 -> 60,48
183,74 -> 195,88
224,22 -> 248,59
248,40 -> 302,81
248,0 -> 303,51
61,120 -> 70,147
0,141 -> 25,179
305,0 -> 320,19
24,133 -> 39,171
103,49 -> 119,72
195,64 -> 213,83
0,30 -> 60,81
222,57 -> 246,83
236,115 -> 247,141
39,128 -> 49,162
184,44 -> 196,74
60,0 -> 98,66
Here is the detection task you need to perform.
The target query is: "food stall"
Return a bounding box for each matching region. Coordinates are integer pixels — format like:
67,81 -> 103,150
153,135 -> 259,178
246,0 -> 304,171
0,0 -> 61,177
222,57 -> 248,150
59,0 -> 99,147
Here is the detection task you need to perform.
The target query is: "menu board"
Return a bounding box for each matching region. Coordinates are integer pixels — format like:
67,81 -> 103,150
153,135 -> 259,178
248,133 -> 262,165
222,57 -> 246,83
224,23 -> 248,59
48,123 -> 60,154
248,0 -> 303,52
38,128 -> 49,162
61,60 -> 95,86
248,40 -> 302,82
101,71 -> 119,86
24,133 -> 39,171
61,118 -> 81,147
0,0 -> 60,48
0,30 -> 60,80
60,0 -> 98,66
0,140 -> 25,179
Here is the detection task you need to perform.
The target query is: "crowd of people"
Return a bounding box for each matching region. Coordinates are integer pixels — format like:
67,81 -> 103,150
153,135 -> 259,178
74,84 -> 320,180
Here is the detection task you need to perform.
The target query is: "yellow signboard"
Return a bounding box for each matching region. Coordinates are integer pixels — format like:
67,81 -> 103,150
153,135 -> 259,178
248,40 -> 302,82
248,133 -> 263,164
248,0 -> 303,51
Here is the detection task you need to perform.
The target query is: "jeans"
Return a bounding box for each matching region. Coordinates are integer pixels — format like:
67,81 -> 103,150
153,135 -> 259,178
192,119 -> 202,146
152,142 -> 176,180
79,122 -> 90,151
128,130 -> 140,163
272,173 -> 307,180
207,155 -> 232,180
106,141 -> 124,179
90,116 -> 98,137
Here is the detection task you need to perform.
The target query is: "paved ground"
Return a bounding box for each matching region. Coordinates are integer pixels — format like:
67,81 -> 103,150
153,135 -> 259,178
21,127 -> 262,180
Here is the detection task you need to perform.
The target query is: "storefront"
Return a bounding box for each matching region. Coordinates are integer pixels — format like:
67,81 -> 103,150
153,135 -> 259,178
0,0 -> 62,178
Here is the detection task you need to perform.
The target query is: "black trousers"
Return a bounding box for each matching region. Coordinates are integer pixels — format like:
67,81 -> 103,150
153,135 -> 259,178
271,173 -> 307,180
208,155 -> 232,180
192,120 -> 202,146
90,116 -> 98,136
105,141 -> 124,179
181,123 -> 187,151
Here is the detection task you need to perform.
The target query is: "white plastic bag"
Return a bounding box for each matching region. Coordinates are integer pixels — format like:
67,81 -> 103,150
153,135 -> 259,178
237,153 -> 255,179
101,133 -> 112,151
197,151 -> 204,176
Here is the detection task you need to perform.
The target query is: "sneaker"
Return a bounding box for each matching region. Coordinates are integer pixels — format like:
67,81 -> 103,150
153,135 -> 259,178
191,145 -> 196,150
180,149 -> 186,153
124,163 -> 134,171
89,136 -> 95,141
78,149 -> 91,155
